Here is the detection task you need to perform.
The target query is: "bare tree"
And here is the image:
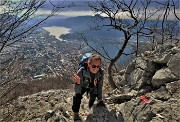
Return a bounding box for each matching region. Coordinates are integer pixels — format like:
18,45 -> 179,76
0,0 -> 70,105
88,0 -> 179,89
87,0 -> 152,88
172,0 -> 180,20
0,0 -> 70,52
151,0 -> 180,45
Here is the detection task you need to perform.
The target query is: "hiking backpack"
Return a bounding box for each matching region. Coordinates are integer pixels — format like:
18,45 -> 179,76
79,53 -> 93,78
79,53 -> 93,69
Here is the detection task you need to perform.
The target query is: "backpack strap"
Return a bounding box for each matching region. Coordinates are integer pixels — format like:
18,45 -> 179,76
81,65 -> 87,77
95,68 -> 102,87
81,66 -> 90,97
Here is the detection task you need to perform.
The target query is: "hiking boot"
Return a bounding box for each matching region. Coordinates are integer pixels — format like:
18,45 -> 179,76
73,112 -> 82,121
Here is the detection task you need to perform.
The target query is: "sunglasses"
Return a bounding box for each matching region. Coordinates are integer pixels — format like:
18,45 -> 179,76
91,65 -> 100,69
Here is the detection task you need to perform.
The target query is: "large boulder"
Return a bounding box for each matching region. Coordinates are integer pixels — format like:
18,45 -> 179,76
120,56 -> 156,89
86,106 -> 124,122
126,68 -> 146,89
135,57 -> 156,72
151,68 -> 178,88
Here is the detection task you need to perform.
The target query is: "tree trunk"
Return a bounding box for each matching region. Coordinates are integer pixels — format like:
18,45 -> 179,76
108,32 -> 131,89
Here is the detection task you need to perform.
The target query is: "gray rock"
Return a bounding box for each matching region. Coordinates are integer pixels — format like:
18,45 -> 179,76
166,80 -> 180,98
126,61 -> 136,74
156,44 -> 174,53
146,86 -> 171,101
45,110 -> 55,121
138,86 -> 152,95
167,53 -> 180,78
108,109 -> 124,122
151,68 -> 178,88
119,97 -> 156,122
171,46 -> 180,54
86,107 -> 124,122
153,53 -> 172,64
118,69 -> 125,76
118,75 -> 128,86
106,94 -> 134,104
113,75 -> 122,86
135,57 -> 156,72
127,68 -> 146,87
86,106 -> 109,122
134,77 -> 148,90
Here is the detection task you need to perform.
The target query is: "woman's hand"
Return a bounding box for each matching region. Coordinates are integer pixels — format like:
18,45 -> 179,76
73,74 -> 81,84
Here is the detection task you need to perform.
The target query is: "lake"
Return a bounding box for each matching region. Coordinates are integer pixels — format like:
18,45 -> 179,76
43,26 -> 71,41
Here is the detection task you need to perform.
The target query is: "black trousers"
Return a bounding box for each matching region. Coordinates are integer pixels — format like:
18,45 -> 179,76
72,87 -> 97,112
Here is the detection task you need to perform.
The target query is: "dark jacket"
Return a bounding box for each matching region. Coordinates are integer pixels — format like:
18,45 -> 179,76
74,67 -> 104,100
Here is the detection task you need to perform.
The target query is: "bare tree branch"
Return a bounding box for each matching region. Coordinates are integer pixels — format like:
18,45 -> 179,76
87,0 -> 179,89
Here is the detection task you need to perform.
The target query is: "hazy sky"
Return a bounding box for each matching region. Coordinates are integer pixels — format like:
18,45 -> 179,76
0,0 -> 179,20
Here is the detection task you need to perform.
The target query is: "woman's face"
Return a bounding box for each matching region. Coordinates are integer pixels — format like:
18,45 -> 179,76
88,59 -> 101,74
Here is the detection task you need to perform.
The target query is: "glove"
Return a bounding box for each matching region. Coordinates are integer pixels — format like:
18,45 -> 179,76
97,101 -> 105,107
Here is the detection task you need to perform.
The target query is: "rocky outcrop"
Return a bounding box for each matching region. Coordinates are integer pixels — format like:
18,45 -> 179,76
104,79 -> 180,122
0,90 -> 74,122
151,68 -> 178,88
1,83 -> 179,122
118,43 -> 180,91
0,89 -> 126,122
110,43 -> 180,122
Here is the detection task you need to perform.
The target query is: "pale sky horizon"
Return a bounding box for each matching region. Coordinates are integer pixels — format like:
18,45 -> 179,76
0,0 -> 179,20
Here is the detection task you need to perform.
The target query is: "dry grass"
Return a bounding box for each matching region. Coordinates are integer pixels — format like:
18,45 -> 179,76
0,74 -> 73,105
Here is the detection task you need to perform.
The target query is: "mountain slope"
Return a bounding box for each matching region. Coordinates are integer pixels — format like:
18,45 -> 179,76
0,43 -> 180,122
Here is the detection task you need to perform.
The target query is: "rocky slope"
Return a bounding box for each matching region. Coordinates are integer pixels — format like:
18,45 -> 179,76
111,43 -> 180,122
0,43 -> 180,122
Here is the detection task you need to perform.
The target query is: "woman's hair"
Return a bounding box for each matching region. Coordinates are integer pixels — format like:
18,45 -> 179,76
88,54 -> 101,63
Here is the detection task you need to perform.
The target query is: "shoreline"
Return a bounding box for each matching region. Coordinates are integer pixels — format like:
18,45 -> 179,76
43,26 -> 71,41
